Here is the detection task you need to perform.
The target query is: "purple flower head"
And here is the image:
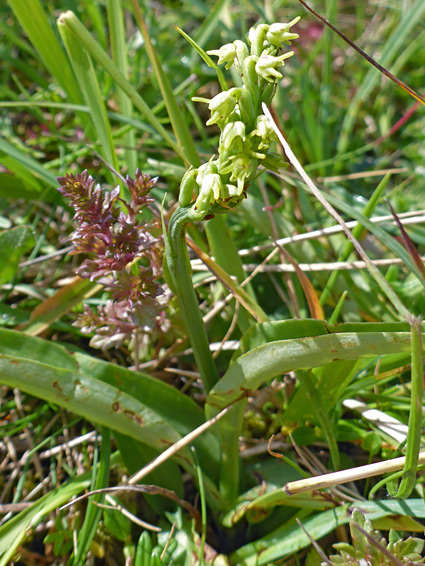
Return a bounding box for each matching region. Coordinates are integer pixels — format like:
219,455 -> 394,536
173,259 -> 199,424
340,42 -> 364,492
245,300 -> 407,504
58,170 -> 168,350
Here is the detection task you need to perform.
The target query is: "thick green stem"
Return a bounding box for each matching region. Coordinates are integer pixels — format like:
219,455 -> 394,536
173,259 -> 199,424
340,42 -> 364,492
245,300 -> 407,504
166,206 -> 219,393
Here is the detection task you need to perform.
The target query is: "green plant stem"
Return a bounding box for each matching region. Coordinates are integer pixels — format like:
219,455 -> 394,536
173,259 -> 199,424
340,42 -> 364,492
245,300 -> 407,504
166,206 -> 219,392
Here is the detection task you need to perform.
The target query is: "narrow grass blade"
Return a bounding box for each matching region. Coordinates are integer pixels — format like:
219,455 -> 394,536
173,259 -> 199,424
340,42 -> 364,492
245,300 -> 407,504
394,317 -> 424,498
72,428 -> 111,566
0,138 -> 58,189
320,172 -> 390,305
57,11 -> 184,161
107,0 -> 136,174
296,0 -> 425,155
131,1 -> 200,167
8,0 -> 82,104
387,201 -> 425,284
264,104 -> 410,319
0,477 -> 90,566
177,26 -> 228,92
58,19 -> 118,172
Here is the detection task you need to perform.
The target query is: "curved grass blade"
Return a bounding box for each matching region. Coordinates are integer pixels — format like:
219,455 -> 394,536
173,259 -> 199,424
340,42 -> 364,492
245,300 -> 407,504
176,26 -> 228,92
57,11 -> 184,161
58,19 -> 118,172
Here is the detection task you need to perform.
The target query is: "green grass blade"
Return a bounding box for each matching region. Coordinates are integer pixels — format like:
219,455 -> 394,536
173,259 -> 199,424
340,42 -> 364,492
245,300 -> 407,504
337,0 -> 425,155
58,19 -> 118,172
57,11 -> 184,161
177,26 -> 228,92
107,0 -> 137,174
8,0 -> 82,104
72,428 -> 111,565
320,172 -> 391,305
394,317 -> 423,498
0,477 -> 90,566
131,2 -> 200,167
0,138 -> 58,189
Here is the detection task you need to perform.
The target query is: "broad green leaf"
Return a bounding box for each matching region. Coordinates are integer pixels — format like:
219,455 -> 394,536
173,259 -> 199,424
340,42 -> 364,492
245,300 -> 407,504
0,328 -> 220,482
75,352 -> 220,479
207,325 -> 418,411
0,352 -> 187,461
0,226 -> 35,285
234,319 -> 328,359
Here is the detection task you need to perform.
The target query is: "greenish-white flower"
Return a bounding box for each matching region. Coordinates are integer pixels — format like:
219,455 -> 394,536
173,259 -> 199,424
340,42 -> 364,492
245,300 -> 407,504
255,52 -> 294,82
207,43 -> 236,69
249,115 -> 276,149
220,121 -> 246,150
221,154 -> 256,194
266,18 -> 300,46
206,88 -> 241,126
201,173 -> 224,200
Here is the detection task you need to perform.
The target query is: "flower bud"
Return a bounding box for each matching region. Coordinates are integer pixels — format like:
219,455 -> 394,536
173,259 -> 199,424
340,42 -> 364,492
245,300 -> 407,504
179,167 -> 198,207
247,24 -> 268,56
